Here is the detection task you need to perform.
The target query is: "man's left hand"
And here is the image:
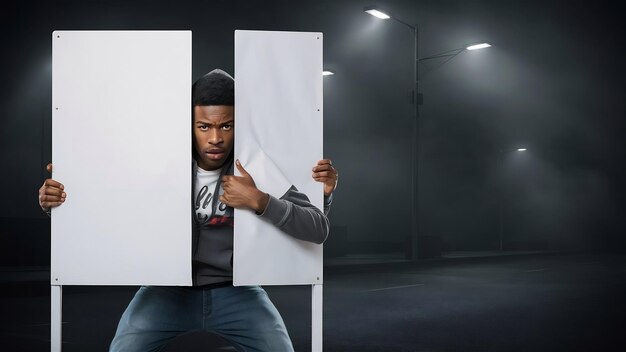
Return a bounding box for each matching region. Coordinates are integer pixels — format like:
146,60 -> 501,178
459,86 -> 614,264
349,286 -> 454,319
221,159 -> 269,213
312,159 -> 338,196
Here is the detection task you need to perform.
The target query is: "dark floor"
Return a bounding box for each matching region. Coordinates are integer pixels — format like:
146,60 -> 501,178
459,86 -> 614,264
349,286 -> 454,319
1,252 -> 625,351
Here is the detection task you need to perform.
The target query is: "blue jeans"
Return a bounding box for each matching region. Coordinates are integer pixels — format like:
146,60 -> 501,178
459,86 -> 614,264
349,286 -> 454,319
109,285 -> 294,352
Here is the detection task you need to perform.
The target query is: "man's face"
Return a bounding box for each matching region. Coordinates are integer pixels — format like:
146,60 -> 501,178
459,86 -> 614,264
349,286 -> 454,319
193,105 -> 234,171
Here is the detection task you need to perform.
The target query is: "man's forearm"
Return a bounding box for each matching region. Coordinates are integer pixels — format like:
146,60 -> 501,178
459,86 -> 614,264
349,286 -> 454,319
258,186 -> 330,244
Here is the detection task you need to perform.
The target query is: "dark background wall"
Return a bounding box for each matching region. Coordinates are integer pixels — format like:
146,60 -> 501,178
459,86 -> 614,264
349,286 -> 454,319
2,0 -> 624,266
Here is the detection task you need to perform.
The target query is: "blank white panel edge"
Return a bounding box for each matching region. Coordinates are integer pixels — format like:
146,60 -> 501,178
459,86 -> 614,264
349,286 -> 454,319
234,30 -> 324,286
51,31 -> 192,286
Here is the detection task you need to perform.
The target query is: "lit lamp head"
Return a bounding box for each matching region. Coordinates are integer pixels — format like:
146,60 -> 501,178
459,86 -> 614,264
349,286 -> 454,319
466,43 -> 491,50
364,7 -> 391,19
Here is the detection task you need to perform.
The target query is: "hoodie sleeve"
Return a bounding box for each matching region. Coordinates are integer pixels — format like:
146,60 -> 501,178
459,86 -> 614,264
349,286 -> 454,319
258,185 -> 332,244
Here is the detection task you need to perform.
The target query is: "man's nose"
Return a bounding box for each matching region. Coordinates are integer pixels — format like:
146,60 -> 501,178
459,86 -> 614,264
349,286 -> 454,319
208,129 -> 223,144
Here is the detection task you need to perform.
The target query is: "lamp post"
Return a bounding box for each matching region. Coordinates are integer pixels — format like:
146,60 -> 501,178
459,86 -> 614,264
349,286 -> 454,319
364,6 -> 490,261
498,147 -> 527,251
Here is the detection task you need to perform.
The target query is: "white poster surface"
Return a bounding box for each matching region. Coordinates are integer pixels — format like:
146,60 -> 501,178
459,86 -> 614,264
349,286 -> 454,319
234,30 -> 324,286
51,31 -> 192,286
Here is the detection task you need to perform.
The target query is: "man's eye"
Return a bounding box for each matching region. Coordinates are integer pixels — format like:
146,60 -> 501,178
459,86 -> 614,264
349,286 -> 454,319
222,124 -> 232,130
199,125 -> 208,131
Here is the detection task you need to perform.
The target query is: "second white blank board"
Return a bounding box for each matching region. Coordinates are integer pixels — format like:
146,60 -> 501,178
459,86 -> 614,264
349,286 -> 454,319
234,30 -> 324,286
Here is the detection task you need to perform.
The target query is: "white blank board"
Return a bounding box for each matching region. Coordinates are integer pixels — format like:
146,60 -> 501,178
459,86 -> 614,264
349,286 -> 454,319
234,30 -> 324,286
51,31 -> 192,286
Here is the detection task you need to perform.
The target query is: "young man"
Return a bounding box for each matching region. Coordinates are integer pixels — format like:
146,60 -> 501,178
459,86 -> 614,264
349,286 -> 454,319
38,69 -> 338,351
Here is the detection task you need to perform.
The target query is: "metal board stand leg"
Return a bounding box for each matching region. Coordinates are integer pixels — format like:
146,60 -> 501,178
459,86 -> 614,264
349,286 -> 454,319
51,285 -> 62,352
312,284 -> 323,352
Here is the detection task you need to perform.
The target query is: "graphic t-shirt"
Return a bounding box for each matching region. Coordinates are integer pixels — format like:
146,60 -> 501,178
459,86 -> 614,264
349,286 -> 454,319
194,165 -> 232,227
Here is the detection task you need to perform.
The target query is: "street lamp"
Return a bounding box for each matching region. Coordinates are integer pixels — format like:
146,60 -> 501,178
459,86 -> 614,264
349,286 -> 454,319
364,6 -> 490,261
498,147 -> 527,251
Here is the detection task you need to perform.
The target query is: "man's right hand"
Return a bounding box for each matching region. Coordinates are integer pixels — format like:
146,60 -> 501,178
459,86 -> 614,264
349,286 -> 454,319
38,163 -> 66,213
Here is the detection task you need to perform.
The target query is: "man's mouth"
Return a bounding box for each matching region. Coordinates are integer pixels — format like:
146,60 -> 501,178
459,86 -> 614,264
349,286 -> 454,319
205,149 -> 225,160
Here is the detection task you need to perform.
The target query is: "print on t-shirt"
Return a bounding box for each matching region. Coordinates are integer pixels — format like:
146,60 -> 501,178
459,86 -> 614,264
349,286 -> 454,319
194,165 -> 233,227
